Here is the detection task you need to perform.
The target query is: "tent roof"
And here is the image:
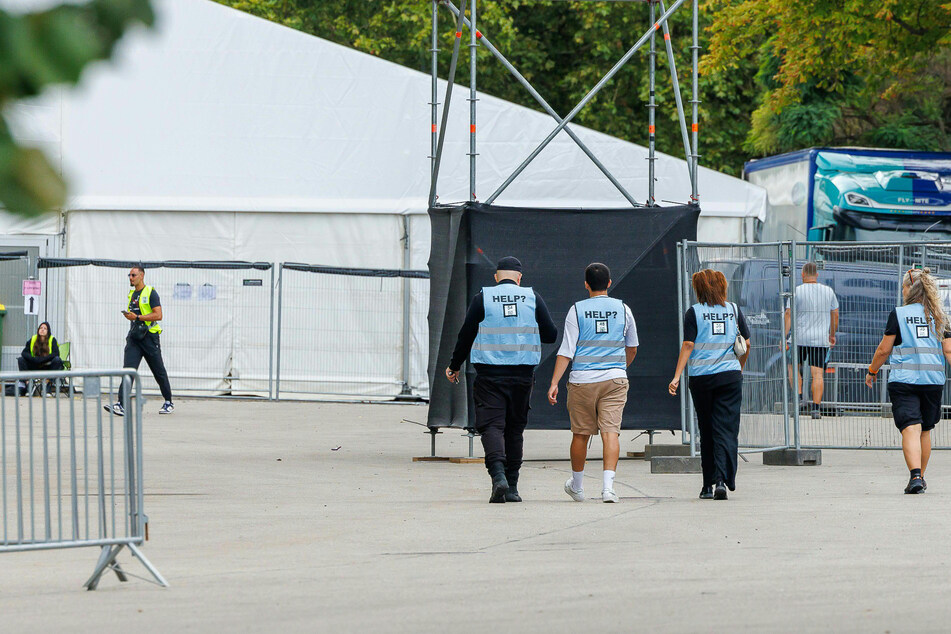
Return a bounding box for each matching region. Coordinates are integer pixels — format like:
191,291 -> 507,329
6,0 -> 765,219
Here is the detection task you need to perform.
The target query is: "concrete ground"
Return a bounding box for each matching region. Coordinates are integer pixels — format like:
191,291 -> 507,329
1,398 -> 950,633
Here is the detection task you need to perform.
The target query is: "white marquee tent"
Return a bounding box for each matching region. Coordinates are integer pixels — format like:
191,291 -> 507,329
1,0 -> 765,396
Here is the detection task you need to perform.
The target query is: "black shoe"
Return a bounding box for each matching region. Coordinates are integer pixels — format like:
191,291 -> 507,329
699,485 -> 714,500
905,476 -> 925,494
923,478 -> 928,491
714,482 -> 728,500
487,462 -> 509,503
504,486 -> 522,503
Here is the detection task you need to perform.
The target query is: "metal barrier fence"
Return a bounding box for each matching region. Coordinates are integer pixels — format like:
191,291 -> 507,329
38,259 -> 275,398
0,253 -> 37,371
0,369 -> 166,589
0,257 -> 431,402
276,264 -> 429,399
680,240 -> 951,451
679,242 -> 790,452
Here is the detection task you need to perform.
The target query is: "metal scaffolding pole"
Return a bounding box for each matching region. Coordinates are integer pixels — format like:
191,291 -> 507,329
428,0 -> 469,208
468,0 -> 477,200
690,0 -> 700,203
430,0 -> 439,176
484,0 -> 687,205
441,0 -> 640,207
647,0 -> 657,206
659,0 -> 694,190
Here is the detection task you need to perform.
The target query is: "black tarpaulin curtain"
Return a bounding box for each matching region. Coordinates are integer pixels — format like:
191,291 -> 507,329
428,202 -> 699,431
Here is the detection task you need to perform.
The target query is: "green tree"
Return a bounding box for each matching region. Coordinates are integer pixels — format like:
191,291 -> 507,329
0,0 -> 155,217
705,0 -> 951,156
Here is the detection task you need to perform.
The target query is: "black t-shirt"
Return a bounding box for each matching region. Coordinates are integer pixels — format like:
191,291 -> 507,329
683,304 -> 751,391
128,288 -> 161,316
884,308 -> 951,346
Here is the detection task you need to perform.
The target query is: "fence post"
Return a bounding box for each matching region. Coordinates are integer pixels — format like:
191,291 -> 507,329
779,243 -> 790,448
275,265 -> 284,400
789,241 -> 801,450
268,265 -> 276,401
676,241 -> 687,446
400,216 -> 412,396
682,239 -> 698,457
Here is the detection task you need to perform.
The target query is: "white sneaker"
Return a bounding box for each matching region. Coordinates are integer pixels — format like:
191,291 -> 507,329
564,478 -> 584,502
104,402 -> 124,417
602,489 -> 619,503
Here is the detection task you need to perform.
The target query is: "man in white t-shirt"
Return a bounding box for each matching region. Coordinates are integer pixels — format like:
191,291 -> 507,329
783,261 -> 839,419
548,263 -> 638,503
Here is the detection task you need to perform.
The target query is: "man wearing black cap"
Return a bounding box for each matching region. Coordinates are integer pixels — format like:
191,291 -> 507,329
446,256 -> 558,503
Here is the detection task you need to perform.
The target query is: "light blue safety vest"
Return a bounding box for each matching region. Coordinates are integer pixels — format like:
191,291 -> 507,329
572,296 -> 626,372
888,303 -> 945,385
688,302 -> 741,376
470,285 -> 541,366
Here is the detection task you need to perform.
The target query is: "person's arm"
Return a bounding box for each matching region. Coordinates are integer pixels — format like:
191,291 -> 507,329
547,356 -> 571,404
446,293 -> 484,381
830,308 -> 839,346
138,306 -> 162,322
622,305 -> 639,366
548,308 -> 578,404
866,309 -> 898,387
21,341 -> 34,362
669,308 -> 697,395
50,339 -> 60,359
736,306 -> 752,370
865,335 -> 895,387
534,293 -> 558,344
942,337 -> 951,367
783,306 -> 791,340
669,342 -> 694,395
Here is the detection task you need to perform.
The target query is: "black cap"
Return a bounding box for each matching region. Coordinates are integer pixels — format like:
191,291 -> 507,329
496,256 -> 522,273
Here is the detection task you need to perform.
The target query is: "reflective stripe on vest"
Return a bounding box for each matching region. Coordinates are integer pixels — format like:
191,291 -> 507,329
889,303 -> 944,385
572,296 -> 626,371
30,334 -> 55,357
688,302 -> 741,376
128,285 -> 162,334
470,285 -> 541,365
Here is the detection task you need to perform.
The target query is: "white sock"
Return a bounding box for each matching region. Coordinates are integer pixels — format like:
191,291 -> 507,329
603,470 -> 616,491
571,470 -> 584,491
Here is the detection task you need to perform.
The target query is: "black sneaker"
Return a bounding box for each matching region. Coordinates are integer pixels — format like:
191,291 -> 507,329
714,482 -> 728,500
699,485 -> 714,500
905,476 -> 925,494
922,478 -> 928,491
489,480 -> 508,503
811,409 -> 821,420
504,487 -> 522,503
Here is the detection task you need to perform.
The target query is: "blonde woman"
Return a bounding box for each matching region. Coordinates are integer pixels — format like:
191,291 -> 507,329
866,268 -> 951,494
669,269 -> 751,500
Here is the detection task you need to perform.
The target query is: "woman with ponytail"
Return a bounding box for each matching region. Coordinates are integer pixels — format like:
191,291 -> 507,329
866,268 -> 951,494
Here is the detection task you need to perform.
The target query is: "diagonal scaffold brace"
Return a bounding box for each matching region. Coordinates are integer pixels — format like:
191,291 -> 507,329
440,0 -> 641,207
484,0 -> 688,205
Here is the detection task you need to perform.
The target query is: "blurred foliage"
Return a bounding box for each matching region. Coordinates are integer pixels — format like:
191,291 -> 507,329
0,0 -> 154,217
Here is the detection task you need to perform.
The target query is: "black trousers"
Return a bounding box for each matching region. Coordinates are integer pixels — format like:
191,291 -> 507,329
17,356 -> 64,372
689,378 -> 742,490
119,332 -> 172,403
472,375 -> 533,480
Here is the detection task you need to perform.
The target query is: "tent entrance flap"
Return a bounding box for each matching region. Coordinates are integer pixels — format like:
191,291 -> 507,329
427,201 -> 699,431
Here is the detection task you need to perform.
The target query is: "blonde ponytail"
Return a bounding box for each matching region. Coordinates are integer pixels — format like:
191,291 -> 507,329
903,268 -> 948,336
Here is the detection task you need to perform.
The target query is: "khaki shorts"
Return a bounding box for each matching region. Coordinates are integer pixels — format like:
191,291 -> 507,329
566,378 -> 629,435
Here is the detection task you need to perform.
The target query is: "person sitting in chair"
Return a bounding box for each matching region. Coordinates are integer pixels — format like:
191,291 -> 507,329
17,322 -> 64,394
